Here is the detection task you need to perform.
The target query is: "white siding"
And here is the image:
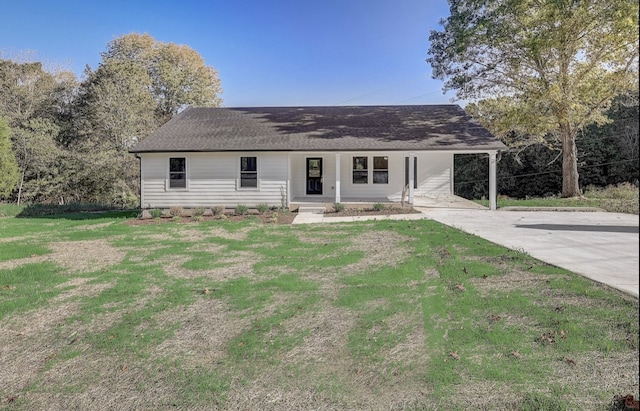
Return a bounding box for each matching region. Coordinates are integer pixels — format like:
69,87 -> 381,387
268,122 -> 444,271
139,152 -> 288,208
289,151 -> 453,201
139,150 -> 454,208
414,152 -> 452,197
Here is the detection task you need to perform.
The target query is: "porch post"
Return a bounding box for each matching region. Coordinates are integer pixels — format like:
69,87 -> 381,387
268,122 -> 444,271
408,152 -> 415,205
287,153 -> 292,209
335,153 -> 341,203
489,151 -> 497,211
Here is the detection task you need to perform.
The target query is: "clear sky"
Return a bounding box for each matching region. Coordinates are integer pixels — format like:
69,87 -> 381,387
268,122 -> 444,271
0,0 -> 456,108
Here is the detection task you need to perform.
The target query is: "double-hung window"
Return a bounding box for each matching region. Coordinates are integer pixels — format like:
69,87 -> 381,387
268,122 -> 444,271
373,156 -> 388,184
240,156 -> 258,188
169,157 -> 186,189
352,156 -> 368,184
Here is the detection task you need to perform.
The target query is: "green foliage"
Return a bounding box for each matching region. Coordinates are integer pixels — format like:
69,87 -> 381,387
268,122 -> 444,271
0,117 -> 19,198
211,205 -> 225,216
429,0 -> 639,197
333,202 -> 345,212
149,208 -> 163,219
0,34 -> 223,209
372,202 -> 385,211
0,203 -> 24,217
456,96 -> 638,200
235,204 -> 248,215
100,33 -> 223,123
256,203 -> 270,213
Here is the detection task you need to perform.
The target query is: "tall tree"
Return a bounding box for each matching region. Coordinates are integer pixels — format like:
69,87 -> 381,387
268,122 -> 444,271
11,118 -> 61,204
0,117 -> 19,198
101,33 -> 223,123
428,0 -> 639,197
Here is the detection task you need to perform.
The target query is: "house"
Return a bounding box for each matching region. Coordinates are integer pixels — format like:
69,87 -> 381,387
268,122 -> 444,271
129,105 -> 507,211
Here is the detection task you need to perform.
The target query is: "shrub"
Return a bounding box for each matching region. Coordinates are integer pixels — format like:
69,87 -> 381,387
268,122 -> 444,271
373,203 -> 385,211
257,203 -> 270,213
235,204 -> 248,215
192,207 -> 205,217
149,209 -> 162,219
169,206 -> 183,217
333,202 -> 345,212
211,205 -> 225,216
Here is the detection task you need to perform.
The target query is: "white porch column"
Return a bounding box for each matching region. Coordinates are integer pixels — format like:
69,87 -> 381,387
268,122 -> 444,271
408,152 -> 415,205
489,151 -> 497,211
287,153 -> 292,209
335,153 -> 341,203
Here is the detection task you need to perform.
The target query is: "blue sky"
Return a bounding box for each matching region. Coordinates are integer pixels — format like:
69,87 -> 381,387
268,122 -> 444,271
0,0 -> 455,107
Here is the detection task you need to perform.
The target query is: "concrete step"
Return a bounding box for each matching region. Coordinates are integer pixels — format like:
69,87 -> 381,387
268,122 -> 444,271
297,206 -> 326,214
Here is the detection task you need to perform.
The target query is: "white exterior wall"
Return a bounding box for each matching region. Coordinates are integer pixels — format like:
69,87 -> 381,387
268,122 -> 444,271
290,151 -> 453,201
139,152 -> 288,208
413,152 -> 453,197
138,151 -> 455,208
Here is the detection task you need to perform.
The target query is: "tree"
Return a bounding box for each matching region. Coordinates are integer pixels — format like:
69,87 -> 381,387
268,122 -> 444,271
0,117 -> 19,198
11,118 -> 61,204
101,33 -> 223,123
428,0 -> 639,197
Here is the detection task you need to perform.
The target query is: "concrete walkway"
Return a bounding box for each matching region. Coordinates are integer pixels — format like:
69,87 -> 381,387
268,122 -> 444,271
293,208 -> 639,298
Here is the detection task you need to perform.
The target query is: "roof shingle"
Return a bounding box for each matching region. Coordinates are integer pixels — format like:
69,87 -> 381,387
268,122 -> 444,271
129,105 -> 507,153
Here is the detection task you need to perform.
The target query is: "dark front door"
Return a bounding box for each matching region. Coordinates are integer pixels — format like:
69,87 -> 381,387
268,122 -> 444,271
306,158 -> 323,195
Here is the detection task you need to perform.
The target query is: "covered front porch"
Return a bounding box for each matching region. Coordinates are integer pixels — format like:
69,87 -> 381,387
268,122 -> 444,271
287,151 -> 499,210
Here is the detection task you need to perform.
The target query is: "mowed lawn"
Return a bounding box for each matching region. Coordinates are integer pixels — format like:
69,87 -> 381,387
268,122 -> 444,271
0,212 -> 638,410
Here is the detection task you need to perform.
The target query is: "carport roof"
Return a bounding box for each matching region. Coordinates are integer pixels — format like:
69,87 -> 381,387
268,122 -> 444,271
129,105 -> 507,153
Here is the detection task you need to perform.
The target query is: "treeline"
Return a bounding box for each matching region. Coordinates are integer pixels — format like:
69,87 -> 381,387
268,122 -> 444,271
455,94 -> 639,199
0,33 -> 222,207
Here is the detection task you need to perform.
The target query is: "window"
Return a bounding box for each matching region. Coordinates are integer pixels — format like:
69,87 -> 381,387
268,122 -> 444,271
169,157 -> 186,189
352,156 -> 368,184
373,156 -> 388,184
240,156 -> 258,188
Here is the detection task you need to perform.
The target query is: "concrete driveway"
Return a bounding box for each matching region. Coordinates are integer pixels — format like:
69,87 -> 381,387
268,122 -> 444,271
416,208 -> 639,298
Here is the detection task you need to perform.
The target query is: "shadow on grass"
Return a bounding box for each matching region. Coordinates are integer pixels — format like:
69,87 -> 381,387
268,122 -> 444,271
16,203 -> 138,220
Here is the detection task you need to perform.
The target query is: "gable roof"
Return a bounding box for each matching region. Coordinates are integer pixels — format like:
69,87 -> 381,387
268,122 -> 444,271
129,105 -> 507,153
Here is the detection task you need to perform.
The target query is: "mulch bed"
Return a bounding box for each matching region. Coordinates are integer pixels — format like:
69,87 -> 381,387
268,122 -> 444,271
325,206 -> 420,217
126,206 -> 420,226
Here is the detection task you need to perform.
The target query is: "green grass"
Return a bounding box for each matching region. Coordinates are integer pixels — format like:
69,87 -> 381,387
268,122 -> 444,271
476,183 -> 639,214
0,213 -> 637,410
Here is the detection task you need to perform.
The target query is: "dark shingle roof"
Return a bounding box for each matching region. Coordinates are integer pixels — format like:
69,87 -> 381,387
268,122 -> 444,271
129,105 -> 507,153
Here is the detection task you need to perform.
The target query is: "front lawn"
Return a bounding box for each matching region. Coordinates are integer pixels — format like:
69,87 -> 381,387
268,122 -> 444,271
0,213 -> 637,410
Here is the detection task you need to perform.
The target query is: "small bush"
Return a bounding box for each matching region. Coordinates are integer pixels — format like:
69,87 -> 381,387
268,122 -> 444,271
333,202 -> 345,212
169,206 -> 183,217
235,204 -> 248,215
211,206 -> 225,216
192,207 -> 205,217
257,203 -> 270,213
149,209 -> 163,219
373,203 -> 385,211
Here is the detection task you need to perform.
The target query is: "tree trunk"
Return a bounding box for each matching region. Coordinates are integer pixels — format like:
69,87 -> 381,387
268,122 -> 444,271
560,127 -> 580,197
17,169 -> 25,205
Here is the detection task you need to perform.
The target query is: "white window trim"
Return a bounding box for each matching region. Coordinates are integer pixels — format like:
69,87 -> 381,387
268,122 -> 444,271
166,156 -> 189,191
373,156 -> 389,184
237,155 -> 260,190
352,155 -> 369,184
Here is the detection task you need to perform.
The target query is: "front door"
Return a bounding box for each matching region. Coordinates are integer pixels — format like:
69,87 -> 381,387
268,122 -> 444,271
306,157 -> 323,195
